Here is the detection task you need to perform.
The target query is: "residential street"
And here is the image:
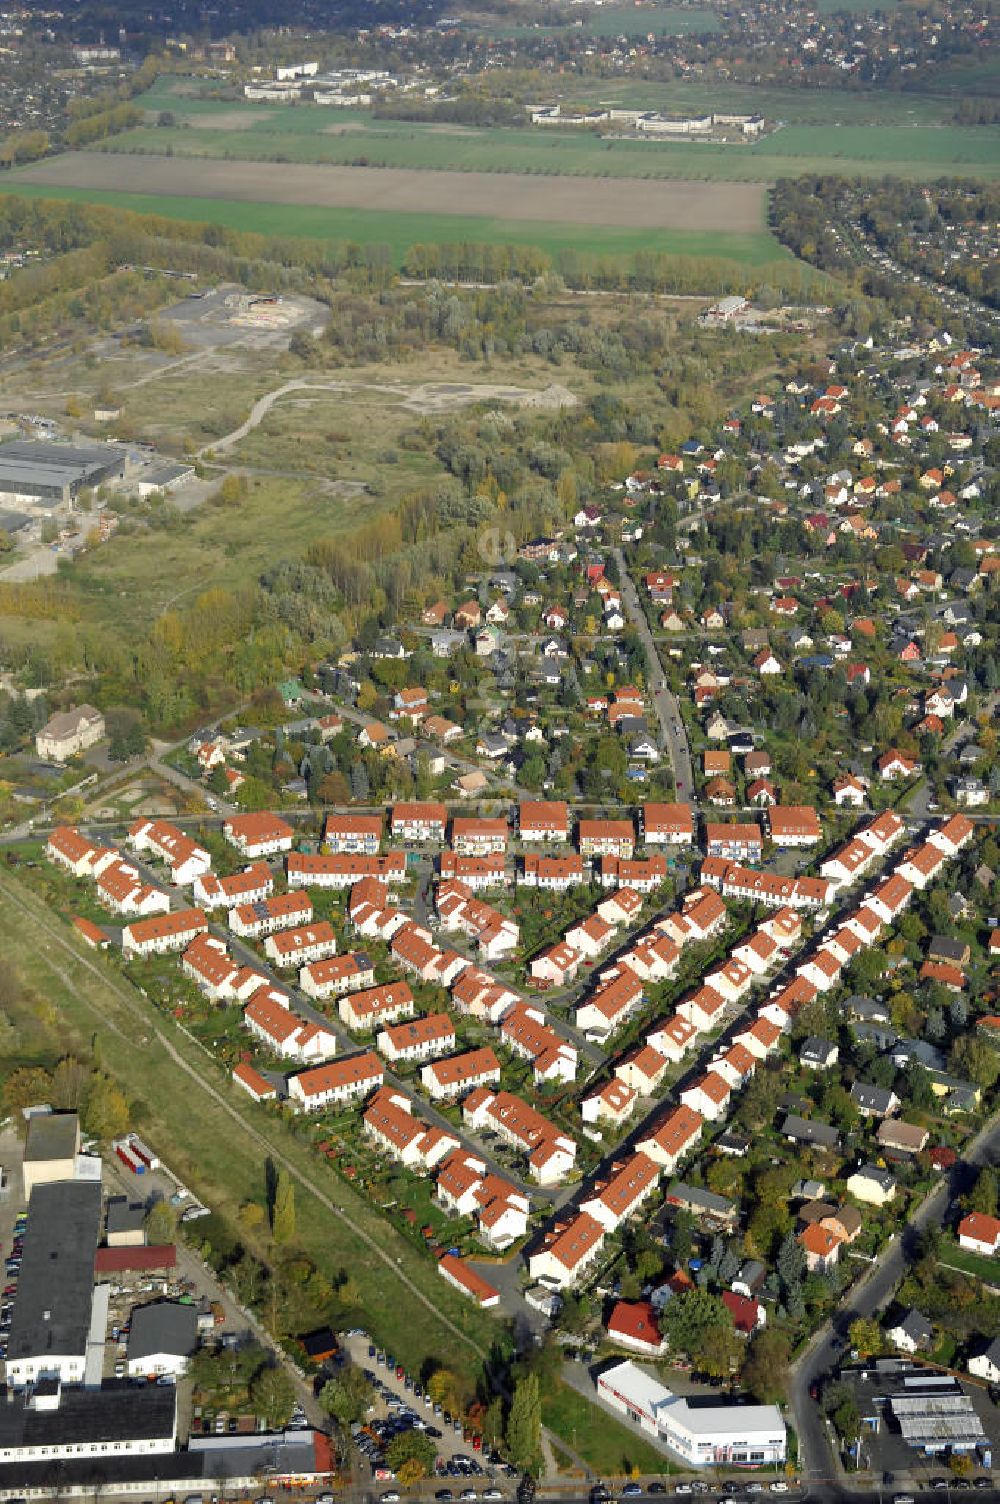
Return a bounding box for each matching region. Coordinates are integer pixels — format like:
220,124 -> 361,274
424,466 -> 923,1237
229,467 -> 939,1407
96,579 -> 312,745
790,1107 -> 1000,1494
613,549 -> 696,803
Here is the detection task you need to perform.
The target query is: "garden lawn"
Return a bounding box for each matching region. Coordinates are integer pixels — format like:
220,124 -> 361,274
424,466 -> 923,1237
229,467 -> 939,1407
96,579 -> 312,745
940,1244 -> 1000,1287
543,1378 -> 676,1476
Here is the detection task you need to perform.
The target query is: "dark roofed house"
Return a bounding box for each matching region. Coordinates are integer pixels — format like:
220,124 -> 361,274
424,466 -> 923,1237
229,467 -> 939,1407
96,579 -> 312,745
732,1259 -> 766,1297
887,1307 -> 933,1353
798,1199 -> 838,1226
781,1114 -> 841,1151
850,1081 -> 899,1119
664,1181 -> 738,1229
800,1037 -> 839,1070
890,1038 -> 947,1072
844,995 -> 890,1024
928,936 -> 971,967
105,1197 -> 147,1247
851,1021 -> 899,1051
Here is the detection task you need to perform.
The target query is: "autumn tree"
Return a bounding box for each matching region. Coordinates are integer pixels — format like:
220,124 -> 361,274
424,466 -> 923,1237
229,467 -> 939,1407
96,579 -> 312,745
386,1430 -> 437,1482
51,1055 -> 87,1110
272,1170 -> 296,1244
250,1364 -> 296,1428
82,1072 -> 129,1139
427,1367 -> 464,1416
320,1366 -> 374,1426
3,1065 -> 53,1117
742,1329 -> 791,1404
144,1197 -> 178,1246
848,1317 -> 882,1359
505,1373 -> 542,1475
969,1166 -> 999,1218
697,1322 -> 743,1380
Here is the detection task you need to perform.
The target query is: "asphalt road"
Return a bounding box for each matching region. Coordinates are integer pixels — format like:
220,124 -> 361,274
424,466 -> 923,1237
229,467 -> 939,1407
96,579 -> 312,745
790,1107 -> 1000,1496
613,549 -> 696,803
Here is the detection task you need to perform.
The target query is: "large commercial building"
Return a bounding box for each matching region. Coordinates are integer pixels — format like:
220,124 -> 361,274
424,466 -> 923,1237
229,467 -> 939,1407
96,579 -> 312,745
597,1360 -> 786,1467
0,1381 -> 177,1465
21,1111 -> 81,1196
5,1180 -> 102,1387
0,440 -> 129,507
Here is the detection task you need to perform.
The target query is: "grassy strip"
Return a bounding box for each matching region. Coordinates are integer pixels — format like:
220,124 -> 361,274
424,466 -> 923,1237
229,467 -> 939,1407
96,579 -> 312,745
0,179 -> 786,266
0,871 -> 499,1377
542,1378 -> 675,1476
940,1245 -> 1000,1286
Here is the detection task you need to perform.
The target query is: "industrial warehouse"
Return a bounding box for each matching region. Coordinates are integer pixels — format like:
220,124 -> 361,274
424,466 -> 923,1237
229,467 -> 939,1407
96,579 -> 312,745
0,439 -> 130,507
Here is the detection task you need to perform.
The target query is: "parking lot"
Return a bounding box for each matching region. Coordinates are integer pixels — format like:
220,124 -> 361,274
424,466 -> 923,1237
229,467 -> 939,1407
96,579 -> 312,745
343,1333 -> 518,1495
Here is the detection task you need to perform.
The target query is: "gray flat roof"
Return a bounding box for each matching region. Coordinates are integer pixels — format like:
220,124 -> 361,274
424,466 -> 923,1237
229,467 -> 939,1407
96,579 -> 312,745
0,1382 -> 176,1451
24,1111 -> 79,1164
7,1180 -> 101,1366
0,439 -> 126,491
0,1427 -> 318,1491
106,1197 -> 147,1236
141,463 -> 192,485
127,1301 -> 198,1363
0,439 -> 125,469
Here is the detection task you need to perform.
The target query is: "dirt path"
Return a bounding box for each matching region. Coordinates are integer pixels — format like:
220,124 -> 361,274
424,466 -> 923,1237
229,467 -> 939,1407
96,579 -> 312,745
15,151 -> 767,232
197,375 -> 576,458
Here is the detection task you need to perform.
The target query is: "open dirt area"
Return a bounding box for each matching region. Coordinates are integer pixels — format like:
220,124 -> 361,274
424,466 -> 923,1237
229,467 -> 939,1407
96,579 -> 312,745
15,151 -> 766,231
184,109 -> 274,130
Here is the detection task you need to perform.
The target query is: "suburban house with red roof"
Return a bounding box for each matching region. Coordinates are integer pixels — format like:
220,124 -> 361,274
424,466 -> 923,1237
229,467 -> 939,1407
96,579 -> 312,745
958,1213 -> 1000,1257
606,1300 -> 665,1357
288,1051 -> 384,1111
223,812 -> 294,858
527,1212 -> 606,1289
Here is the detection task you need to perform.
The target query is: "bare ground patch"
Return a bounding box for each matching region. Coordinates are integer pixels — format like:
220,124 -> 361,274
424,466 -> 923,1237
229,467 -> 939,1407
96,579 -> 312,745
185,109 -> 275,130
15,151 -> 766,232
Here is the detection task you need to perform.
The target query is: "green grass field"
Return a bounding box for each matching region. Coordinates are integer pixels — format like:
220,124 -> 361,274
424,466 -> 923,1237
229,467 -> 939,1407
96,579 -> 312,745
941,1245 -> 1000,1287
0,180 -> 788,266
543,1379 -> 675,1475
96,111 -> 1000,182
0,871 -> 498,1376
